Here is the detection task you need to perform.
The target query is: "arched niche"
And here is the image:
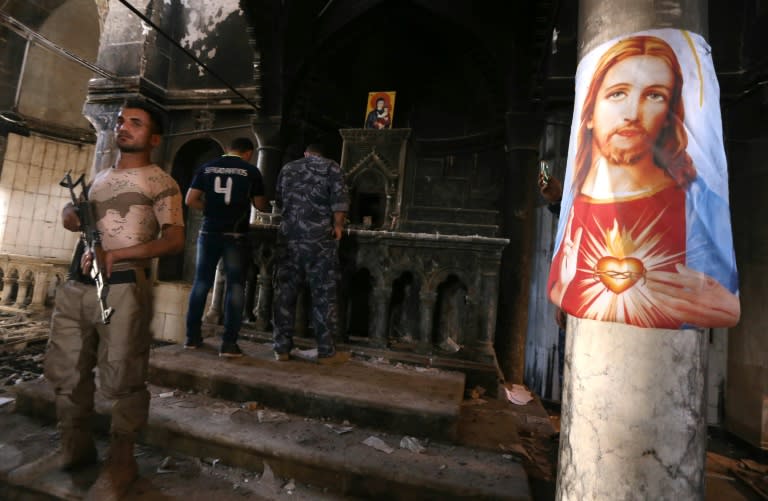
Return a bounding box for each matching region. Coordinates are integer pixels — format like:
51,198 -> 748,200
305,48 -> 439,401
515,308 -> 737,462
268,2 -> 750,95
432,274 -> 467,352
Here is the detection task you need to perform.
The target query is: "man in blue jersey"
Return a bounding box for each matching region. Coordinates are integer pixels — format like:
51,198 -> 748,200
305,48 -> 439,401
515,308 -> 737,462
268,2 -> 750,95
184,137 -> 268,357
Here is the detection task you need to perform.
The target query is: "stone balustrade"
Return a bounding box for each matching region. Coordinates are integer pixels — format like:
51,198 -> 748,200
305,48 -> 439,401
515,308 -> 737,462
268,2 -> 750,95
0,254 -> 70,311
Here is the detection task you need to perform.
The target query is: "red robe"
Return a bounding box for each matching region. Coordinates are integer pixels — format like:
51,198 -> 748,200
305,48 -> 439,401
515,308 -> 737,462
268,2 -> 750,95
548,185 -> 686,328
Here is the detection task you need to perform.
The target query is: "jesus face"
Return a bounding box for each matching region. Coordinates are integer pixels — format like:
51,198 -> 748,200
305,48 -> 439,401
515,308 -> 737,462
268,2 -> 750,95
588,55 -> 675,166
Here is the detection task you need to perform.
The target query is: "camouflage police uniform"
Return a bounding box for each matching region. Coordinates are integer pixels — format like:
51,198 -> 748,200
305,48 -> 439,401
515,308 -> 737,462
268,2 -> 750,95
273,154 -> 349,357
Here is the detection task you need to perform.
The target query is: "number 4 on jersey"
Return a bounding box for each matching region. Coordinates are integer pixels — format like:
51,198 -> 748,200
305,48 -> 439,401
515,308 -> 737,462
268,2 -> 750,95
214,176 -> 233,205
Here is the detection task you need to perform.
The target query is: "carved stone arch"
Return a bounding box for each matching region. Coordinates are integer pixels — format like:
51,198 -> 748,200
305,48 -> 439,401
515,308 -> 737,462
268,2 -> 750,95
346,150 -> 397,230
346,150 -> 397,185
425,265 -> 478,295
386,261 -> 427,293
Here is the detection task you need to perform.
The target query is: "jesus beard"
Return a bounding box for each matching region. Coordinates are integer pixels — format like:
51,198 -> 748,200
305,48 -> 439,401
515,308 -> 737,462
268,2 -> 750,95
598,133 -> 653,166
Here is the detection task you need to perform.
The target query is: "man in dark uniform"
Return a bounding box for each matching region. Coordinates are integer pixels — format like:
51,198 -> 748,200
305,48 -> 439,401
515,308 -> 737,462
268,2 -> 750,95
273,143 -> 350,364
184,137 -> 268,357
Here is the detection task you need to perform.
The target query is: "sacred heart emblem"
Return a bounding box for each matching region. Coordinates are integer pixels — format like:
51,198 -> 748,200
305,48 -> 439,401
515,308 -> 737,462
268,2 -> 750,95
594,256 -> 646,294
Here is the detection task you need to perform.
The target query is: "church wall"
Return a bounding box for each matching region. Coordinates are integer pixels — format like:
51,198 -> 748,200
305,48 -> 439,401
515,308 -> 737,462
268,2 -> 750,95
0,132 -> 91,260
167,0 -> 253,90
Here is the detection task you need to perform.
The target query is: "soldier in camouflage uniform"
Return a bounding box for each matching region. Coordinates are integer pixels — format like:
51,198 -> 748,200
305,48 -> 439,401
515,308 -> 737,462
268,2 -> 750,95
272,143 -> 350,364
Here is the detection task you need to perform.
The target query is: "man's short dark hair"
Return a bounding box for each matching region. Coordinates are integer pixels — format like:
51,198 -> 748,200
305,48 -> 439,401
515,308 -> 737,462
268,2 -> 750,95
304,143 -> 326,157
122,98 -> 166,135
229,137 -> 255,153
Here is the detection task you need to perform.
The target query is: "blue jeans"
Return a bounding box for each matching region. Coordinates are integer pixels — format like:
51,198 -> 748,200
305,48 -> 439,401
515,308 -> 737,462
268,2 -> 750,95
186,233 -> 249,344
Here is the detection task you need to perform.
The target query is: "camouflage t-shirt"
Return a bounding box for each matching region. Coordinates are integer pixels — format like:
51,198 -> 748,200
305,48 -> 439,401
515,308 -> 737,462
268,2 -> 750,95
88,165 -> 184,268
276,155 -> 349,242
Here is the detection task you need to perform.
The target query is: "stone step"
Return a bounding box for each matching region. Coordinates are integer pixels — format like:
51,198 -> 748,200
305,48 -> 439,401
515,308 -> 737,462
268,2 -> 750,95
148,339 -> 466,441
0,403 -> 347,500
10,378 -> 531,500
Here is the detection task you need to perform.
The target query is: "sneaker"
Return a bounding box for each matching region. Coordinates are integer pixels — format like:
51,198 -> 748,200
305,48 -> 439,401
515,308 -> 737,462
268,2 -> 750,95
317,351 -> 351,365
274,351 -> 290,362
184,338 -> 204,349
219,342 -> 244,358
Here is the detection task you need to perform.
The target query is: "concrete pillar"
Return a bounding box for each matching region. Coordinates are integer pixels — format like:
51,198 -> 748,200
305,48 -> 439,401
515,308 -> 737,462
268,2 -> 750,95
556,2 -> 709,500
558,318 -> 707,500
251,115 -> 283,202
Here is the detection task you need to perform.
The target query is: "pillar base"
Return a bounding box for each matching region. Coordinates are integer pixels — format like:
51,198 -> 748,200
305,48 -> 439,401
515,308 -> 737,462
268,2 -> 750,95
556,316 -> 707,500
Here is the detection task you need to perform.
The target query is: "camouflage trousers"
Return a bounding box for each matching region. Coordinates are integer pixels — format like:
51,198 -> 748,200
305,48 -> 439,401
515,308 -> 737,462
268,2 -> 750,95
45,274 -> 152,440
273,239 -> 339,357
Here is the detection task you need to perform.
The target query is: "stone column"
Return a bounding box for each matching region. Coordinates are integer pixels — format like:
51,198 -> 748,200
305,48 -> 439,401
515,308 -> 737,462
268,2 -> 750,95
498,111 -> 540,383
82,103 -> 121,176
418,291 -> 437,350
29,270 -> 50,310
369,286 -> 389,347
251,115 -> 283,203
556,2 -> 709,500
557,318 -> 707,500
1,277 -> 16,304
13,279 -> 30,308
203,260 -> 225,325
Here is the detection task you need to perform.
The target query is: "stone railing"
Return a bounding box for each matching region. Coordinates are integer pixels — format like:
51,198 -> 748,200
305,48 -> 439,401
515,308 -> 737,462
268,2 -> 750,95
0,254 -> 70,312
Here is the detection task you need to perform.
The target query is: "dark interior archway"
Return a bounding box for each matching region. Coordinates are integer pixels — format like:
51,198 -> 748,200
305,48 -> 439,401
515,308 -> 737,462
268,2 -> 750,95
158,138 -> 223,282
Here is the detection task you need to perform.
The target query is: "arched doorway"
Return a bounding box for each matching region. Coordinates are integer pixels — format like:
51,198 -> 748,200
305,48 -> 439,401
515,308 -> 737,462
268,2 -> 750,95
157,138 -> 223,282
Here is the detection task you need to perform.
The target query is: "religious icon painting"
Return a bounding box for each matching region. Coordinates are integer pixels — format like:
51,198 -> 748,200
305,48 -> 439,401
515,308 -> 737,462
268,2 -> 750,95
364,91 -> 396,129
547,29 -> 739,329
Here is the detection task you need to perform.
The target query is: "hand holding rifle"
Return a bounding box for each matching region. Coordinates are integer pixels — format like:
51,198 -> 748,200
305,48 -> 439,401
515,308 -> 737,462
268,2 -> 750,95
60,171 -> 115,324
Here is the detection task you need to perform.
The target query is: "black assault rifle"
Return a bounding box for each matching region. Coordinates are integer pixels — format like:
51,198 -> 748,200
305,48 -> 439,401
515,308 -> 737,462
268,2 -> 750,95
60,171 -> 115,324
